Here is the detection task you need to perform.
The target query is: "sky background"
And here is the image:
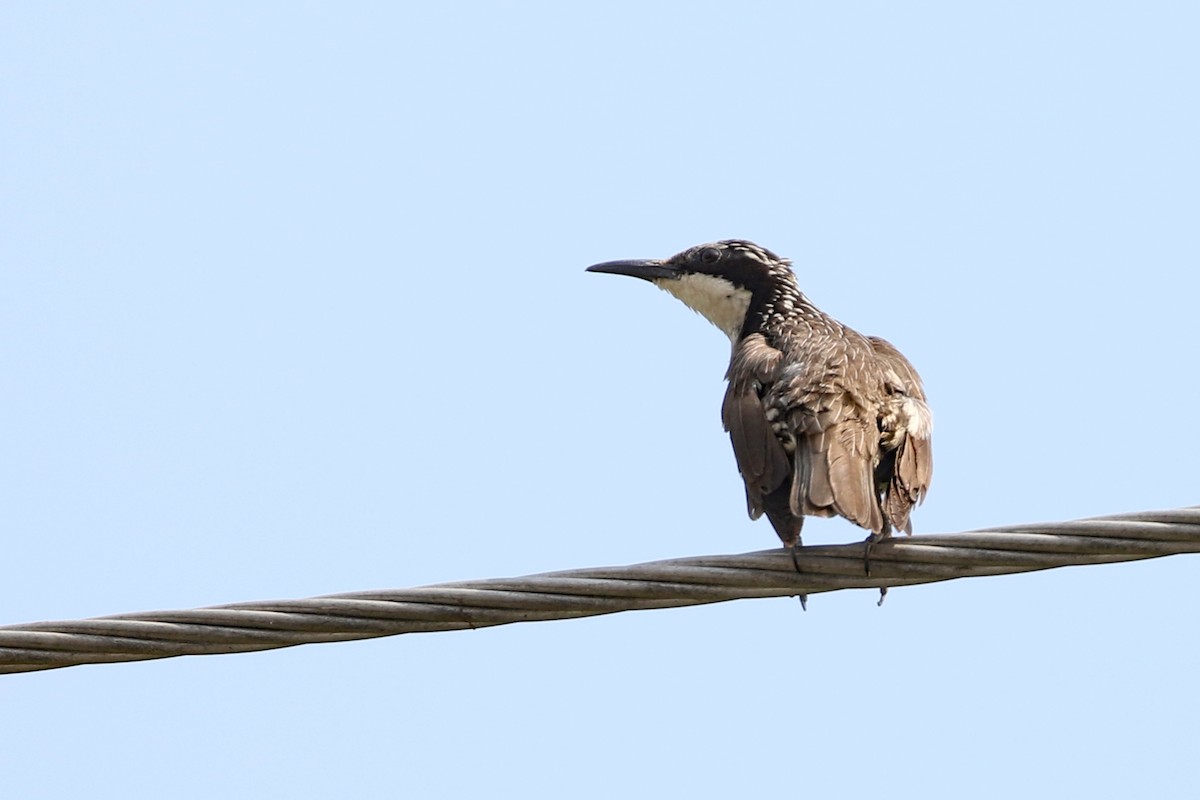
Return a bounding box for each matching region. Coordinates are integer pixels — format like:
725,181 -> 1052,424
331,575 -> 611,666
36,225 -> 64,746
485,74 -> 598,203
2,2 -> 1198,797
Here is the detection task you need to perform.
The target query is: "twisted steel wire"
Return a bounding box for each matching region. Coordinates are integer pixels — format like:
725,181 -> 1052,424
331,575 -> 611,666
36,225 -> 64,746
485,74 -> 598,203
2,507 -> 1197,674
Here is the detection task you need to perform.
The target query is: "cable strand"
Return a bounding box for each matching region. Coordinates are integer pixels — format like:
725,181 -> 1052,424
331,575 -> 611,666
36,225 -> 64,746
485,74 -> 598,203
2,506 -> 1197,674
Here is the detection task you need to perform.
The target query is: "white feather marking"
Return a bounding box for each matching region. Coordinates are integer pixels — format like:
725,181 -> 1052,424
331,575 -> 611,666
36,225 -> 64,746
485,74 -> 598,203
902,396 -> 934,437
655,273 -> 752,342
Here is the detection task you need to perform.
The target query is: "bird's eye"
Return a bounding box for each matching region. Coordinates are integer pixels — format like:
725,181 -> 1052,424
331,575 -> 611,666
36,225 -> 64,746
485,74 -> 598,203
699,247 -> 722,265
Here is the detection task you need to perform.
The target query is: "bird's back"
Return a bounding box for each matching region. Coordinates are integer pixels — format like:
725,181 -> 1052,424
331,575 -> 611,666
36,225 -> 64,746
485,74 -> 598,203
723,304 -> 932,545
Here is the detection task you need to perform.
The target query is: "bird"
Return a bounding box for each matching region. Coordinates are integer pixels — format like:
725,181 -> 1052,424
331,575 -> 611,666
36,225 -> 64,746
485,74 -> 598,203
587,240 -> 932,603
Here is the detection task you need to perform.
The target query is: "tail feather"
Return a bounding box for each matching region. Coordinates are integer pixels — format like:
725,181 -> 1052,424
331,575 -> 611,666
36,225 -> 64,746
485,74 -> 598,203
826,420 -> 884,533
792,418 -> 884,534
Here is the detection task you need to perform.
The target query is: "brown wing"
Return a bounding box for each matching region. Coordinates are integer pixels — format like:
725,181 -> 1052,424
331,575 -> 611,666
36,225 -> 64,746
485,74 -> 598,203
868,336 -> 928,402
868,336 -> 933,533
721,335 -> 792,534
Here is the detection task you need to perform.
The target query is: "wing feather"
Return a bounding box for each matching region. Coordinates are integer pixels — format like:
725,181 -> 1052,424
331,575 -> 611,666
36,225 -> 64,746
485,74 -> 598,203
826,417 -> 884,532
721,335 -> 790,523
868,336 -> 933,534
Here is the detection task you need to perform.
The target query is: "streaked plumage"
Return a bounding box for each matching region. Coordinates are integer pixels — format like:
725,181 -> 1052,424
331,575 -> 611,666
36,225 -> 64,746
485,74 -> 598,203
587,239 -> 932,564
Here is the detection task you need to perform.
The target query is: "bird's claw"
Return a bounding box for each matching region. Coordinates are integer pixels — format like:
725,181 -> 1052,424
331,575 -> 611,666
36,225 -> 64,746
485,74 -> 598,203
865,533 -> 891,607
789,542 -> 808,611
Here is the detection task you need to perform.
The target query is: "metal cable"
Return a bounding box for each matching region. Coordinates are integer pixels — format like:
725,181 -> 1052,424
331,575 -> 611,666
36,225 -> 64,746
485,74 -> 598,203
3,507 -> 1197,674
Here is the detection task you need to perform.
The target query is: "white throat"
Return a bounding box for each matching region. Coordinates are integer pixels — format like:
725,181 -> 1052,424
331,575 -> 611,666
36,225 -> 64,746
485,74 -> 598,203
656,273 -> 752,342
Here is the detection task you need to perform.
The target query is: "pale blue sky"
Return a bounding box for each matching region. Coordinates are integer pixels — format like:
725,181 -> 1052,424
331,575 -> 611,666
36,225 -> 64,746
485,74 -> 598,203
2,3 -> 1198,798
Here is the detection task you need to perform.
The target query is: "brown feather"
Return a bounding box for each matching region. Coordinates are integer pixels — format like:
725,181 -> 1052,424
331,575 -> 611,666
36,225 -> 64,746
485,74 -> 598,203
798,430 -> 832,511
868,336 -> 928,401
722,387 -> 790,499
826,418 -> 884,533
721,335 -> 791,534
867,336 -> 933,536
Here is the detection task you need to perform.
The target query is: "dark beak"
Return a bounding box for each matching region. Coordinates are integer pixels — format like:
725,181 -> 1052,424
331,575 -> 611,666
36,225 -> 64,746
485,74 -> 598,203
586,258 -> 679,281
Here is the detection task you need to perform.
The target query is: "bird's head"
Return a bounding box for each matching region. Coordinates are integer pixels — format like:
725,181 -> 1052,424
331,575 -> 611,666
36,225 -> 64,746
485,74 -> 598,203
586,239 -> 799,341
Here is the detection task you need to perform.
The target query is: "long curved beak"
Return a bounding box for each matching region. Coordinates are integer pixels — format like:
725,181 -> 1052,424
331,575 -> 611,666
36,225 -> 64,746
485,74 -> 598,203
586,258 -> 680,281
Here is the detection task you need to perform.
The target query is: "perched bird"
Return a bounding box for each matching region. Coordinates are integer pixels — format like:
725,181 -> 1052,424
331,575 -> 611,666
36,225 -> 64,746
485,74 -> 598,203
587,240 -> 932,588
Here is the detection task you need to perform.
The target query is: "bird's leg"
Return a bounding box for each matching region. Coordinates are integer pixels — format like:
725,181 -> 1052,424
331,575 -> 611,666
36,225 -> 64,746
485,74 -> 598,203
788,535 -> 807,611
865,522 -> 893,606
863,521 -> 893,576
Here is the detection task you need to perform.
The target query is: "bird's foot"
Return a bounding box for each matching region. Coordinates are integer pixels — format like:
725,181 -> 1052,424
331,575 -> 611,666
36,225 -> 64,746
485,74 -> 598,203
788,542 -> 808,611
865,533 -> 892,607
863,533 -> 879,577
